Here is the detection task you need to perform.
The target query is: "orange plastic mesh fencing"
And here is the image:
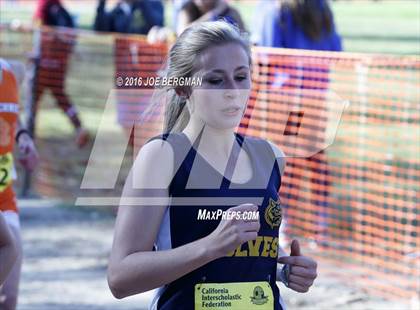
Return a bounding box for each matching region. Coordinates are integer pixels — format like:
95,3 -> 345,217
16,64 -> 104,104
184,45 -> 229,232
240,47 -> 419,300
1,25 -> 419,301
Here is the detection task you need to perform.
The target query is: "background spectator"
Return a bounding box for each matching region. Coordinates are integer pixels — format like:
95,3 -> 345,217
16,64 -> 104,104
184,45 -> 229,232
177,0 -> 245,35
93,0 -> 164,34
93,0 -> 165,148
254,0 -> 341,50
31,0 -> 89,147
254,0 -> 342,244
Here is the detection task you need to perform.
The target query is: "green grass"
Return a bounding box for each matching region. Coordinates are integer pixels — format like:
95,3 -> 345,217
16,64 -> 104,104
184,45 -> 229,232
1,0 -> 419,54
231,0 -> 420,55
330,0 -> 420,54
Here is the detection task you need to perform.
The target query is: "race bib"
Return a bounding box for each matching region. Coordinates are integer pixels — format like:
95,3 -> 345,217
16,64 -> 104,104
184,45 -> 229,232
195,281 -> 274,310
0,152 -> 13,192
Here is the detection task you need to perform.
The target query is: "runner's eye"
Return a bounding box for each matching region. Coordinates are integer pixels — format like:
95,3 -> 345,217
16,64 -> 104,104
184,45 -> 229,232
235,75 -> 247,81
207,78 -> 223,85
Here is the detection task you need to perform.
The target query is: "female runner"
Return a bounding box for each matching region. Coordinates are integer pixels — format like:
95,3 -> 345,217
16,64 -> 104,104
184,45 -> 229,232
108,21 -> 317,310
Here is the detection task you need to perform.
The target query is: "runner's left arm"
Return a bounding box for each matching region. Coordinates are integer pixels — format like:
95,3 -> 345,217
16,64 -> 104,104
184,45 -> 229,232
15,119 -> 39,172
268,141 -> 318,292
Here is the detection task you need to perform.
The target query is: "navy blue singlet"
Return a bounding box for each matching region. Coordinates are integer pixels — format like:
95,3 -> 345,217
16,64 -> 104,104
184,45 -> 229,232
148,131 -> 285,310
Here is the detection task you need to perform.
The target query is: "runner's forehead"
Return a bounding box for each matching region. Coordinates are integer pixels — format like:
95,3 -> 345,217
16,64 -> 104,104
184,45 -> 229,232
195,43 -> 250,74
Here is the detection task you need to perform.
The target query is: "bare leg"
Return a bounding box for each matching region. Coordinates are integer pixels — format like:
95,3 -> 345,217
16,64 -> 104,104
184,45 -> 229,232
0,219 -> 22,310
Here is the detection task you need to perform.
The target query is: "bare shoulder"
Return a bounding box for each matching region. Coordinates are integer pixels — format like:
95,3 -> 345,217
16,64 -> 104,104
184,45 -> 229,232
266,140 -> 286,175
137,138 -> 174,161
131,138 -> 175,189
266,140 -> 285,158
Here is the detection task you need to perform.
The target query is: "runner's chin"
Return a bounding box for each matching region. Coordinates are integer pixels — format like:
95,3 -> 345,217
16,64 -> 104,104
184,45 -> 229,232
216,112 -> 243,129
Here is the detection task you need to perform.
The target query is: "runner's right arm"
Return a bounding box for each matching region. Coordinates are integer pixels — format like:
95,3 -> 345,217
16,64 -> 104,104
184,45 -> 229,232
107,139 -> 260,299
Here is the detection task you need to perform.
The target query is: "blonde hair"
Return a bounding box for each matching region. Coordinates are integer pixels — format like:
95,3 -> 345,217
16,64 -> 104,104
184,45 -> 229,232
162,21 -> 251,133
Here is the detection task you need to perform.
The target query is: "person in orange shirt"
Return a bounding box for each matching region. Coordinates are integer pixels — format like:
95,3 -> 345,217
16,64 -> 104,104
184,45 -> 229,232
0,58 -> 39,310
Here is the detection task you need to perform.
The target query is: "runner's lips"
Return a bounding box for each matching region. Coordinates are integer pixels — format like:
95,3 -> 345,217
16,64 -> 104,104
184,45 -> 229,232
221,106 -> 241,113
